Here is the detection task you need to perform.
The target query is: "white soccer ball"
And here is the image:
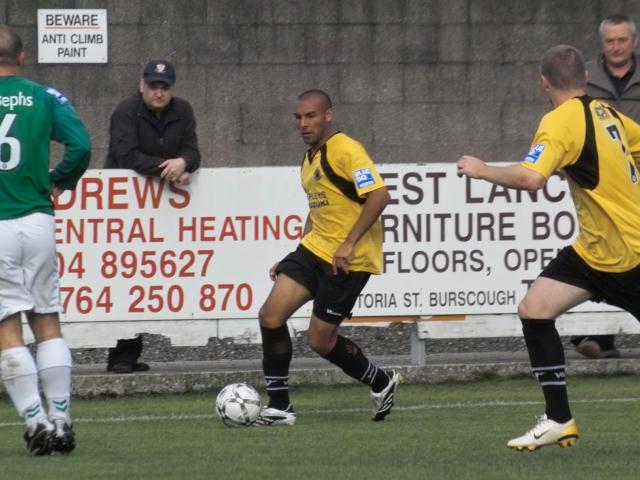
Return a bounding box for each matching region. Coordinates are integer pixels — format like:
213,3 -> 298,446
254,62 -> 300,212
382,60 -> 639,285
215,383 -> 261,427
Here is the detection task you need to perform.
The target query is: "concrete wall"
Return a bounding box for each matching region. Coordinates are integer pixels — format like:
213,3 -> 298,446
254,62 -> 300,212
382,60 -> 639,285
3,0 -> 640,168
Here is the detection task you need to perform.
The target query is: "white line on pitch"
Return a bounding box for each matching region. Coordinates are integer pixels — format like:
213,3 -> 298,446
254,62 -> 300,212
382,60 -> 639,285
0,397 -> 638,428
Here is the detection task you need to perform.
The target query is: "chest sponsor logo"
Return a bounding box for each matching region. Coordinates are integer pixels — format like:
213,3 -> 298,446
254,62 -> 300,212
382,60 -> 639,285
307,191 -> 328,208
525,143 -> 545,164
594,104 -> 610,120
353,168 -> 375,188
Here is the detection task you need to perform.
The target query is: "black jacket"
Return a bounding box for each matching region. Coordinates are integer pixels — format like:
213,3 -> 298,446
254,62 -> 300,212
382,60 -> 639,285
104,92 -> 200,174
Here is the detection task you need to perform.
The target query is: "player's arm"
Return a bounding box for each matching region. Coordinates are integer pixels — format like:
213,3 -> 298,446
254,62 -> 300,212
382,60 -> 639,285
457,155 -> 547,191
50,183 -> 63,197
107,106 -> 166,176
332,186 -> 390,274
49,93 -> 92,190
458,111 -> 571,191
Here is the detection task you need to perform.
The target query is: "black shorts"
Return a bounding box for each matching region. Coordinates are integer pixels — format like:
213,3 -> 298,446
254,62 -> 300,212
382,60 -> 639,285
540,246 -> 640,320
275,245 -> 371,324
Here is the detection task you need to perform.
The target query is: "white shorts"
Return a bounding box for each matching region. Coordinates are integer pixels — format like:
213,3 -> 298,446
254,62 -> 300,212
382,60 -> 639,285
0,212 -> 61,321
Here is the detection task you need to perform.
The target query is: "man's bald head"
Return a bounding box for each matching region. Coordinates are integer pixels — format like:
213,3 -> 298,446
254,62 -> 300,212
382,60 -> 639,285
0,25 -> 23,66
298,89 -> 333,111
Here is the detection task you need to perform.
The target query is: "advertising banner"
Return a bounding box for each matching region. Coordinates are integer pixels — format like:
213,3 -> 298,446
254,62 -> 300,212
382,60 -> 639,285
54,166 -> 613,322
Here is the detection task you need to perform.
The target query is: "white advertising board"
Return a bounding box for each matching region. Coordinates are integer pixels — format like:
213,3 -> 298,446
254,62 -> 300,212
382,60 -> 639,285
54,168 -> 304,322
38,9 -> 108,63
53,165 -> 618,325
367,163 -> 582,314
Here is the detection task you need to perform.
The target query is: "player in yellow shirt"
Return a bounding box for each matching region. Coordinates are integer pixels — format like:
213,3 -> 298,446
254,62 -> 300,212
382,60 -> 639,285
457,45 -> 640,451
256,90 -> 397,425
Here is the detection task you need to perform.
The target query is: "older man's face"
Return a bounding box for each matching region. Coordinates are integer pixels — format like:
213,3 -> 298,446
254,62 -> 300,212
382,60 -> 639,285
601,22 -> 638,69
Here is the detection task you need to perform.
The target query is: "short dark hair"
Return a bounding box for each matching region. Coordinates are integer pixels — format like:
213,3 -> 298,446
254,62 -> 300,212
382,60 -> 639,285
541,45 -> 586,90
599,14 -> 637,36
298,89 -> 333,109
0,25 -> 22,66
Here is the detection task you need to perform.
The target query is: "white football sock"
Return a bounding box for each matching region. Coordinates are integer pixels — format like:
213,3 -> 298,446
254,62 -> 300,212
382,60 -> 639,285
1,346 -> 50,431
36,338 -> 72,423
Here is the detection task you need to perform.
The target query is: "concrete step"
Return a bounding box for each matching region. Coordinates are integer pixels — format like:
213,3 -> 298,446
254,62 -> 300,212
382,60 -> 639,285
53,349 -> 640,397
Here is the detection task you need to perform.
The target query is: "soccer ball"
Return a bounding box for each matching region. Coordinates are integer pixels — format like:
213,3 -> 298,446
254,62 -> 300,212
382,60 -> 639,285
215,383 -> 261,427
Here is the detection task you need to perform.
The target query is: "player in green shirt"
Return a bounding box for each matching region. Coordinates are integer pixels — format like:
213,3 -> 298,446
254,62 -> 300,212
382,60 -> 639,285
0,24 -> 90,456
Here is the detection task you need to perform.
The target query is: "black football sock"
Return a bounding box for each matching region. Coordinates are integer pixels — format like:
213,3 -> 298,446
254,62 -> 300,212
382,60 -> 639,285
521,319 -> 572,423
321,335 -> 389,392
261,325 -> 292,410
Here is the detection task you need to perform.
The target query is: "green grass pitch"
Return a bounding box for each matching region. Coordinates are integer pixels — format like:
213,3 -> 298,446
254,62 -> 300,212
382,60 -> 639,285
1,376 -> 638,479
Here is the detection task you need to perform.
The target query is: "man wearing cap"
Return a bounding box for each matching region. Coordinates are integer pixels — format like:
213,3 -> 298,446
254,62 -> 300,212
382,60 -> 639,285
105,59 -> 200,183
104,60 -> 201,373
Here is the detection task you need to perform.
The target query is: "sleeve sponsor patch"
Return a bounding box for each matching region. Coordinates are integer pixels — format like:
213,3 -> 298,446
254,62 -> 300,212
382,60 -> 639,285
46,87 -> 69,105
353,168 -> 376,188
524,143 -> 545,164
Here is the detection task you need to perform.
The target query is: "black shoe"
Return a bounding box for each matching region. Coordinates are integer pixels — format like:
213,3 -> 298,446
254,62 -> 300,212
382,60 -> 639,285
51,420 -> 75,455
574,339 -> 621,359
598,348 -> 621,359
575,338 -> 601,358
133,362 -> 150,372
24,423 -> 53,456
109,362 -> 134,373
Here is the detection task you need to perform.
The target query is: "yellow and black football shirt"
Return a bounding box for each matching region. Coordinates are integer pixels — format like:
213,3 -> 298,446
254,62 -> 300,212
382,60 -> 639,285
522,95 -> 640,272
300,132 -> 385,274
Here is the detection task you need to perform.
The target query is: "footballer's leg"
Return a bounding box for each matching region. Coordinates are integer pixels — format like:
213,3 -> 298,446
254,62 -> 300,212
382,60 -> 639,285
22,214 -> 75,453
0,313 -> 54,455
23,214 -> 75,453
256,272 -> 312,426
31,314 -> 75,454
508,277 -> 589,451
0,218 -> 54,454
309,269 -> 398,421
308,315 -> 398,421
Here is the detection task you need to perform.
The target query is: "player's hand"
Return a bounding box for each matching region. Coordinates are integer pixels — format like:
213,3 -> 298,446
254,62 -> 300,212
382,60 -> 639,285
456,155 -> 486,179
50,183 -> 63,197
159,157 -> 187,182
174,171 -> 192,185
269,262 -> 279,281
332,241 -> 354,275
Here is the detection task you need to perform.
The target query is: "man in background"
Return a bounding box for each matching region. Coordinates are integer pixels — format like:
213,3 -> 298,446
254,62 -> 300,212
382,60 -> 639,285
0,25 -> 91,455
104,59 -> 200,373
571,14 -> 640,359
